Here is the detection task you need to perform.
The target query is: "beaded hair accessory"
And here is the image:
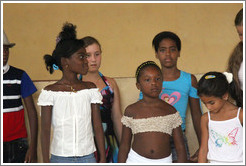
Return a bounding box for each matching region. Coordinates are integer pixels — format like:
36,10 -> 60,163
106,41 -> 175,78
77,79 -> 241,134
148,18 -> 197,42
56,36 -> 61,44
205,75 -> 216,79
135,61 -> 157,78
204,72 -> 233,84
53,64 -> 59,70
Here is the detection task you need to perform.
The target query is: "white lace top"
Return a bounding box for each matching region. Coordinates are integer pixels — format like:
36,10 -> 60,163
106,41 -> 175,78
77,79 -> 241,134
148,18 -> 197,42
121,112 -> 182,135
37,88 -> 102,157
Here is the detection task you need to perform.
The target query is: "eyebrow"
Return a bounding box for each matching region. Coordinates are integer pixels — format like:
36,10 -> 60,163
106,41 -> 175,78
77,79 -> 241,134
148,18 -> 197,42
159,46 -> 177,49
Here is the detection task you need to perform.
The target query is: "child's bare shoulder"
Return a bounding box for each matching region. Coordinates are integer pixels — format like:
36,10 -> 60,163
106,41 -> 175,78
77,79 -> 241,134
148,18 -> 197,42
124,102 -> 140,117
43,82 -> 60,91
201,112 -> 209,121
159,99 -> 177,115
83,81 -> 96,89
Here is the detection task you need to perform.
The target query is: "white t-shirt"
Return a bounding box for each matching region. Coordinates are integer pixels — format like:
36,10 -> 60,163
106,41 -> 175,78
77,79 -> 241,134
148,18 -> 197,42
38,88 -> 102,157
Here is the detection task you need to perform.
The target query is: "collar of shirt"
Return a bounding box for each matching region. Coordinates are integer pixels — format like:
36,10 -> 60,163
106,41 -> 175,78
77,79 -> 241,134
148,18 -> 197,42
3,64 -> 10,74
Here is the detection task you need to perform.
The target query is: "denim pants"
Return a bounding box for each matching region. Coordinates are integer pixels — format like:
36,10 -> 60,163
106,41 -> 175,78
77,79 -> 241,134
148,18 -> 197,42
170,132 -> 190,161
3,138 -> 28,163
50,153 -> 96,163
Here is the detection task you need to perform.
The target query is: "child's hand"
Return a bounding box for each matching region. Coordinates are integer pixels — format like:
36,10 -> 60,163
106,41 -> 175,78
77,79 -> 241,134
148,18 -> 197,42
24,147 -> 37,163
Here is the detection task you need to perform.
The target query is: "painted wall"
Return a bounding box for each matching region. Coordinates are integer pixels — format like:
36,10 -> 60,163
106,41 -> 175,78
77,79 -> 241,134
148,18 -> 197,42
3,2 -> 243,81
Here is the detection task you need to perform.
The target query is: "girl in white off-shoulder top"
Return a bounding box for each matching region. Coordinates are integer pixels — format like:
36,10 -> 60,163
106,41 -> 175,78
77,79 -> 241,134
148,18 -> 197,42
37,23 -> 106,163
118,61 -> 187,163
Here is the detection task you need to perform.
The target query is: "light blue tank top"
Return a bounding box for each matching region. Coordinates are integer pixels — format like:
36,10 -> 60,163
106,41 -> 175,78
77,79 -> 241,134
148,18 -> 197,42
139,70 -> 200,131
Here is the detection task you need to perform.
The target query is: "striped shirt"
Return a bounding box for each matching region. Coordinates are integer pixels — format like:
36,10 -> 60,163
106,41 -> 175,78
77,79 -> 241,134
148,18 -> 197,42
3,65 -> 37,142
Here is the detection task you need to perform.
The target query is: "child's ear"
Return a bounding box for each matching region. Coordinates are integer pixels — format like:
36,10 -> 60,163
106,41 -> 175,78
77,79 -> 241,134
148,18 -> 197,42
136,82 -> 141,91
61,57 -> 68,67
222,92 -> 229,100
155,53 -> 159,59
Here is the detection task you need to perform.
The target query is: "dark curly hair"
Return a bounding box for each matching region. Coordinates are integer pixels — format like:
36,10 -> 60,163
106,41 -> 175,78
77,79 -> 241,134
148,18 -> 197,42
43,22 -> 84,74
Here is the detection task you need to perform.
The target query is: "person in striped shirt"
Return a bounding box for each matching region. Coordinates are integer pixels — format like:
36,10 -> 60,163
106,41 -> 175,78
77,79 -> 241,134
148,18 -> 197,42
3,30 -> 38,163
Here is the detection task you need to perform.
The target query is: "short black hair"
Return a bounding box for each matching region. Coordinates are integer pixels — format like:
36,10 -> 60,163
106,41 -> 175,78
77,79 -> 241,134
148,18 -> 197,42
197,71 -> 229,98
152,31 -> 181,52
135,61 -> 162,83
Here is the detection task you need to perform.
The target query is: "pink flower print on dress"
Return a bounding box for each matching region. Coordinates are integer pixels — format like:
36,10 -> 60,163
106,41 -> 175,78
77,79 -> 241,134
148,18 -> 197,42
160,91 -> 181,105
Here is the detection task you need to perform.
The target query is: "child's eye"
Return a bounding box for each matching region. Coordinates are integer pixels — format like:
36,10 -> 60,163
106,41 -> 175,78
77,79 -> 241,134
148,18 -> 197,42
171,48 -> 177,52
80,54 -> 88,59
145,79 -> 150,82
159,49 -> 165,53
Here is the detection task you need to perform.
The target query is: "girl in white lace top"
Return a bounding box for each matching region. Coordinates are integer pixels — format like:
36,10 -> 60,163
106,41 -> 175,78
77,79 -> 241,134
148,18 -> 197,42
37,23 -> 106,163
118,61 -> 187,163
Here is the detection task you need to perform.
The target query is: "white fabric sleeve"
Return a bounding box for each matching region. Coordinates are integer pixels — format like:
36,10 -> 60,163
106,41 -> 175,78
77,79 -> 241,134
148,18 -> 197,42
90,88 -> 103,104
121,116 -> 132,128
37,89 -> 54,106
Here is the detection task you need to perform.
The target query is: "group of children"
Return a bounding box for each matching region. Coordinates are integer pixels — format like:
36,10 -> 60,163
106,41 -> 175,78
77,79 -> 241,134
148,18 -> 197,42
3,8 -> 243,164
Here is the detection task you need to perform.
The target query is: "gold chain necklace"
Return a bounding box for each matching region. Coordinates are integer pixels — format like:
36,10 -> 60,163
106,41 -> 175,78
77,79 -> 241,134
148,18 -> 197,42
63,84 -> 77,93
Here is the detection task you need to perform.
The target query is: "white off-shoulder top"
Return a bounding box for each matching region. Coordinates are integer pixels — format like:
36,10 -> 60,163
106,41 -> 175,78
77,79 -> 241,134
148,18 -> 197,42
121,112 -> 182,135
37,88 -> 103,157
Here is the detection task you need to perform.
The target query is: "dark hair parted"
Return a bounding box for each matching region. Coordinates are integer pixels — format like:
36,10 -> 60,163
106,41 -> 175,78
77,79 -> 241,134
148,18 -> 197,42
235,8 -> 243,26
197,72 -> 229,98
152,31 -> 181,52
81,36 -> 102,52
135,61 -> 162,83
43,22 -> 85,74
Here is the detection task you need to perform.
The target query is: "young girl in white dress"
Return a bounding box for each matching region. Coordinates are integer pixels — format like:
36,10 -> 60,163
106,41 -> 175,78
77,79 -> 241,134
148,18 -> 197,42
37,23 -> 106,163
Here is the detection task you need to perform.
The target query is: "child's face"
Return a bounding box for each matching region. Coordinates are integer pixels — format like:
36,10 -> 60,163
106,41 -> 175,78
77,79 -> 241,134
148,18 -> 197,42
155,38 -> 180,68
85,43 -> 102,73
200,95 -> 227,113
3,45 -> 10,66
67,47 -> 89,75
137,66 -> 163,98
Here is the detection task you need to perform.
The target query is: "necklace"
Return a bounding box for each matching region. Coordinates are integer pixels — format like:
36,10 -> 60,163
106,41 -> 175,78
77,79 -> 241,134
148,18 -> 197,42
66,85 -> 77,93
62,83 -> 77,93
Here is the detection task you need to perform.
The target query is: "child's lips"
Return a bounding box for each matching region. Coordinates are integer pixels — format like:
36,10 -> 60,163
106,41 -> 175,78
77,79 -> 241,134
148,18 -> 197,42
90,64 -> 97,67
151,88 -> 160,92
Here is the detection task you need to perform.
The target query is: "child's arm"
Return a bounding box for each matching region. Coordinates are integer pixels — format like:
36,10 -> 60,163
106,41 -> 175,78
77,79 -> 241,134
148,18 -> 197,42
239,108 -> 243,125
172,126 -> 188,163
189,74 -> 202,145
41,106 -> 52,163
110,78 -> 123,142
189,74 -> 202,162
198,113 -> 209,163
91,103 -> 106,163
23,95 -> 38,163
118,124 -> 132,163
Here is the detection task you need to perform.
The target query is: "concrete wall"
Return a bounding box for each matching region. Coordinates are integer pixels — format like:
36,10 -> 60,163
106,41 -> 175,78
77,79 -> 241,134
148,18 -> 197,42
3,2 -> 243,81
